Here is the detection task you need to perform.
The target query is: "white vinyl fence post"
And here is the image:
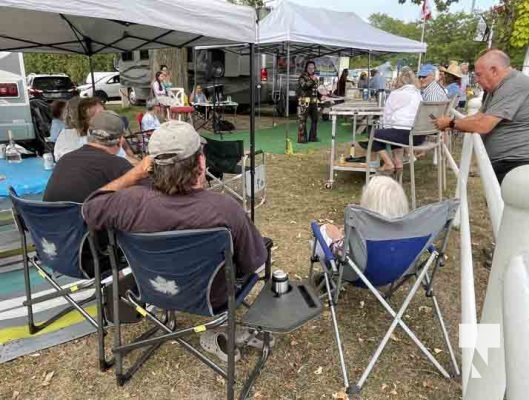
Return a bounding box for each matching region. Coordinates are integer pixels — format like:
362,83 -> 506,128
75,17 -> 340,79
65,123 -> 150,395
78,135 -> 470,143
503,251 -> 529,400
465,165 -> 529,400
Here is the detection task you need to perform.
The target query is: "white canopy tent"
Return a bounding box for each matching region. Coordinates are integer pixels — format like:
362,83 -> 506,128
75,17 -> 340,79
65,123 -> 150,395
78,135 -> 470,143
259,0 -> 426,55
258,0 -> 427,119
0,0 -> 256,53
0,0 -> 260,219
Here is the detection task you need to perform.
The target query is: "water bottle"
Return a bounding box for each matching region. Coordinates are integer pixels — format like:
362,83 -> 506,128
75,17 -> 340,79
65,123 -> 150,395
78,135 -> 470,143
272,269 -> 289,296
5,130 -> 22,163
362,88 -> 369,101
43,153 -> 54,170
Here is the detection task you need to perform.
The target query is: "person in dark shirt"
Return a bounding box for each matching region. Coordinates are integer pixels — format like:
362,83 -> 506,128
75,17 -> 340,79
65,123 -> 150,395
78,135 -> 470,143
297,60 -> 320,143
44,110 -> 133,203
43,110 -> 133,277
82,120 -> 267,310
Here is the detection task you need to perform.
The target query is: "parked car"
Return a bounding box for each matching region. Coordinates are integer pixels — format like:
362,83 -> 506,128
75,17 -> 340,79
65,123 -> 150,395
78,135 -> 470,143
26,73 -> 78,102
78,71 -> 121,102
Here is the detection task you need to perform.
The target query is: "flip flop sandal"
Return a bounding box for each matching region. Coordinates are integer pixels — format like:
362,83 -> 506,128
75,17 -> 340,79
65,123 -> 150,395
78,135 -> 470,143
199,330 -> 241,363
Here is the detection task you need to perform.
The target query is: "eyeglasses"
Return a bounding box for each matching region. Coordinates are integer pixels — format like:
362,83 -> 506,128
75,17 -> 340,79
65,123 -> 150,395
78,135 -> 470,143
418,76 -> 427,79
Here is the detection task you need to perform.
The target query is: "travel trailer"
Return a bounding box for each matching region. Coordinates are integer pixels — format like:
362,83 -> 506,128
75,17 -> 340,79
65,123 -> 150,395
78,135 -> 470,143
0,52 -> 34,143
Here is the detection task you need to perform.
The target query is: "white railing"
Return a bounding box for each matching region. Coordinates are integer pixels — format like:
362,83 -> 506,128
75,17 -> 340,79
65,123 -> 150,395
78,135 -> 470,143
454,100 -> 529,399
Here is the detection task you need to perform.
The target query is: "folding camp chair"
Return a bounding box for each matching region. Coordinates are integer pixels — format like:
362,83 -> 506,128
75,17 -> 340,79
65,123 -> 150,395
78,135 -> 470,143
309,199 -> 460,394
204,137 -> 266,213
365,101 -> 450,209
8,188 -> 112,371
106,228 -> 273,400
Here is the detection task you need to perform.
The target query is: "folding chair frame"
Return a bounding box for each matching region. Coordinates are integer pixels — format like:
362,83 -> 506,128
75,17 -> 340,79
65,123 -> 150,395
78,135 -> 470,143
365,101 -> 450,209
9,189 -> 113,371
309,213 -> 460,394
206,149 -> 266,214
107,229 -> 273,400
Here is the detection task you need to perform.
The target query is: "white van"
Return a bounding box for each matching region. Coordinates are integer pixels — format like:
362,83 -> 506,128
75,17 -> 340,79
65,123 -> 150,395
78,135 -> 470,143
0,52 -> 34,143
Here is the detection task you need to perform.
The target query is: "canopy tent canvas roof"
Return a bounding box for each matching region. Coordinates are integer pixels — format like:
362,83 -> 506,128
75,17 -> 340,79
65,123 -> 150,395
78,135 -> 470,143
0,0 -> 259,217
258,0 -> 426,56
0,0 -> 256,54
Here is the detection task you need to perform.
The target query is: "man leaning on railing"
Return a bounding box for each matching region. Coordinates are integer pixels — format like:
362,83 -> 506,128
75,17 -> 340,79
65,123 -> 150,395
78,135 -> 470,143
434,49 -> 529,185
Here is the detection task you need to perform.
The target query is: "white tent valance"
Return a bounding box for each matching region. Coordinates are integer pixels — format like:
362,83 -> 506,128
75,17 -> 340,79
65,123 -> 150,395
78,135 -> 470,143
0,0 -> 257,54
259,0 -> 426,54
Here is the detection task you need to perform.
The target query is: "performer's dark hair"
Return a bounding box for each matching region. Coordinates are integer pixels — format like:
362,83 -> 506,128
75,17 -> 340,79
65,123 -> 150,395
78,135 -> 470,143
304,60 -> 316,72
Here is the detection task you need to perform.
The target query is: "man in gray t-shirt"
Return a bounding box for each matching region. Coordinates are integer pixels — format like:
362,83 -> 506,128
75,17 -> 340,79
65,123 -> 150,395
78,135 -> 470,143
435,49 -> 529,184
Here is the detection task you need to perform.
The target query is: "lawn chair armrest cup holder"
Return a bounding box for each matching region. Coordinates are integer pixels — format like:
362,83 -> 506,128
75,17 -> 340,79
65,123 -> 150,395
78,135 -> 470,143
242,280 -> 322,334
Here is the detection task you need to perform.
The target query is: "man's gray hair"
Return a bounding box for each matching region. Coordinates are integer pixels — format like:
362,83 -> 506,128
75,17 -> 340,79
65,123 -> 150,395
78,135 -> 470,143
479,49 -> 511,68
360,176 -> 409,218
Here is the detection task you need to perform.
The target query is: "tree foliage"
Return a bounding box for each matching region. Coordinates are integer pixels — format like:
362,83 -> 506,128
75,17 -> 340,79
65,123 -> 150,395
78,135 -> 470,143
359,12 -> 485,69
24,53 -> 115,85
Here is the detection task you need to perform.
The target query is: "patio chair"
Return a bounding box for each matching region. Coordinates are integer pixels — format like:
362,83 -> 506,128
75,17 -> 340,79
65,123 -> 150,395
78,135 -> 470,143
107,228 -> 277,399
8,187 -> 112,371
309,199 -> 461,394
365,101 -> 450,209
204,137 -> 266,213
167,87 -> 194,123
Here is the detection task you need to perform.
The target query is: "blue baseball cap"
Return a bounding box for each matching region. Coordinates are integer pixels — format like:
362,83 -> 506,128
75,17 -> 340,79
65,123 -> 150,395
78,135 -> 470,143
418,64 -> 437,77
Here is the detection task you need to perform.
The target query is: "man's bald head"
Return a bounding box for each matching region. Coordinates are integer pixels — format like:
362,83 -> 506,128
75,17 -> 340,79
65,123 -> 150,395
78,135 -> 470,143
475,49 -> 512,92
477,49 -> 510,69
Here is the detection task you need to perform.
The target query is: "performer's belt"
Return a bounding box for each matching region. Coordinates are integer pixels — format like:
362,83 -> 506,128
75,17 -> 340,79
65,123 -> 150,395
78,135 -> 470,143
298,97 -> 318,106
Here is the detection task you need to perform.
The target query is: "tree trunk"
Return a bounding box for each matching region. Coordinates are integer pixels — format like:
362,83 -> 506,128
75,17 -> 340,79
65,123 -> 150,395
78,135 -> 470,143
150,48 -> 189,91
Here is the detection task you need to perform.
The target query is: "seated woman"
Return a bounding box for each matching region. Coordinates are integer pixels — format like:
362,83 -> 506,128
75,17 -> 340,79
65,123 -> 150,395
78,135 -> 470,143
189,84 -> 207,104
151,71 -> 173,107
319,176 -> 409,257
359,67 -> 422,172
54,97 -> 104,160
49,100 -> 66,142
141,99 -> 161,133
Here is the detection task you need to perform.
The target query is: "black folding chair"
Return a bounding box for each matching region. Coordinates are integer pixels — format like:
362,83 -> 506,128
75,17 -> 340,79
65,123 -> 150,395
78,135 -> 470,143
203,137 -> 266,213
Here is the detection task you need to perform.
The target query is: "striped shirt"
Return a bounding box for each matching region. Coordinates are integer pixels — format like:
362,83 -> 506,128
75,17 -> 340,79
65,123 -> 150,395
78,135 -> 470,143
422,80 -> 448,102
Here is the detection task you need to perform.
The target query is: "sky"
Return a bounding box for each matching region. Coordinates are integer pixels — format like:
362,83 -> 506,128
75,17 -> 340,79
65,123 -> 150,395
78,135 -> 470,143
264,0 -> 500,21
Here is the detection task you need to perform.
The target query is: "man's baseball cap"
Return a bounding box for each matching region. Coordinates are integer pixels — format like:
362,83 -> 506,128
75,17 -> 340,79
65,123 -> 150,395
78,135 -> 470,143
148,120 -> 206,165
418,64 -> 437,77
88,110 -> 125,143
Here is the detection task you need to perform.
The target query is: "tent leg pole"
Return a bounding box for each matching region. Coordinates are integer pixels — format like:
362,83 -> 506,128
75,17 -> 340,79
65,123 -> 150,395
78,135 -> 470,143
250,42 -> 256,222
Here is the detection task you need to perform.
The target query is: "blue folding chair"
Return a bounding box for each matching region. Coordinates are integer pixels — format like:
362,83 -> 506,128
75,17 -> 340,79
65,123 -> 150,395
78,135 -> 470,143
8,187 -> 112,371
309,199 -> 461,394
107,227 -> 273,400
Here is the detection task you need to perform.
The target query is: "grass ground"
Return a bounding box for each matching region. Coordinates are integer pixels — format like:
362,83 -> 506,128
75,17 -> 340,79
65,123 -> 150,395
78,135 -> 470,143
0,118 -> 494,399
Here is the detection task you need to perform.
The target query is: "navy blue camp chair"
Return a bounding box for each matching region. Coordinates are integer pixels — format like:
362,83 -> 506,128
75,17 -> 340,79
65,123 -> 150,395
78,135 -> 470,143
8,187 -> 112,371
107,227 -> 272,400
309,199 -> 460,394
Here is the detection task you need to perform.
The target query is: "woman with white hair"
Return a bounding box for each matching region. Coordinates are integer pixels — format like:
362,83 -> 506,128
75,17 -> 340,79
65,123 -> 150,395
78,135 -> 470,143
319,176 -> 409,256
359,67 -> 422,172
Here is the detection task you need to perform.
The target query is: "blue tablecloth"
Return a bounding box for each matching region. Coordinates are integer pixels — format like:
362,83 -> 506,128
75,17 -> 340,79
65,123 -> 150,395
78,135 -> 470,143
0,158 -> 52,198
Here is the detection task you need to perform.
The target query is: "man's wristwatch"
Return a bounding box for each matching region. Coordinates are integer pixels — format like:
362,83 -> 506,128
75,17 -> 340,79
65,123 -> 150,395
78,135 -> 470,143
449,117 -> 456,129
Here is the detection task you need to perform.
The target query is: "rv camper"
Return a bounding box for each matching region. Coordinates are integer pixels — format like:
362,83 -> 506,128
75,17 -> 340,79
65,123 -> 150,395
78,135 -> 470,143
0,52 -> 34,143
117,50 -> 151,106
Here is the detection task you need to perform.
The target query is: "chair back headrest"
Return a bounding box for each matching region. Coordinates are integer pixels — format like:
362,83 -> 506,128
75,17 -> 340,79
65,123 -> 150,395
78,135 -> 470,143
9,190 -> 88,279
344,199 -> 459,287
136,112 -> 144,126
116,227 -> 233,317
203,138 -> 245,174
410,101 -> 450,136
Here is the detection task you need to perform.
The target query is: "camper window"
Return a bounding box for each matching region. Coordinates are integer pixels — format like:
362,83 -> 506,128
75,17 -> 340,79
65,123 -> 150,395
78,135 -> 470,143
121,52 -> 133,62
139,50 -> 149,60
